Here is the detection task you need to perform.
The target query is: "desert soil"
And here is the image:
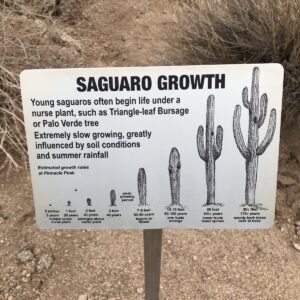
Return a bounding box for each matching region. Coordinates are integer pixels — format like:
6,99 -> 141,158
1,0 -> 300,299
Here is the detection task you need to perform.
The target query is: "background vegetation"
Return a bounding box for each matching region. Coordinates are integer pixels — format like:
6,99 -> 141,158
167,0 -> 300,122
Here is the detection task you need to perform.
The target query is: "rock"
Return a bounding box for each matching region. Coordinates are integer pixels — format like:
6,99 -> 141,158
290,151 -> 300,164
21,276 -> 30,283
293,241 -> 300,251
25,260 -> 36,273
294,220 -> 300,226
36,254 -> 54,273
17,249 -> 35,263
277,174 -> 297,188
33,247 -> 41,256
31,277 -> 43,290
34,20 -> 81,52
137,288 -> 143,294
78,295 -> 88,300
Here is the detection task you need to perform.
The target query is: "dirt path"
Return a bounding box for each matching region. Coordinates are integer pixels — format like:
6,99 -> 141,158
1,0 -> 300,299
57,0 -> 175,68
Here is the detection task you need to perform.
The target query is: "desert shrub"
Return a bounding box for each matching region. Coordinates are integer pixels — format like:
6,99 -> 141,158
0,66 -> 26,170
1,0 -> 60,17
167,0 -> 300,123
0,1 -> 82,169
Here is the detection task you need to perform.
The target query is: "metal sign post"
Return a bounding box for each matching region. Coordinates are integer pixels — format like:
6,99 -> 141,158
144,229 -> 163,300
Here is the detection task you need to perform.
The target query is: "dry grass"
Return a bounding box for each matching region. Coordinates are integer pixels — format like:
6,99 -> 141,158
0,66 -> 26,170
1,0 -> 60,17
0,0 -> 82,170
167,0 -> 300,123
0,1 -> 56,170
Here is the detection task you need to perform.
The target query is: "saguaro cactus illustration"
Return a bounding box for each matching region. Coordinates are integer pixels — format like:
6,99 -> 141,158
168,147 -> 181,205
87,198 -> 92,206
138,168 -> 147,205
110,190 -> 116,206
197,95 -> 223,205
233,67 -> 276,206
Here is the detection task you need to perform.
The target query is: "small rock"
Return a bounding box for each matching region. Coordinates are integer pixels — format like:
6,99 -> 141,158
55,231 -> 62,237
290,151 -> 300,164
193,255 -> 198,261
21,276 -> 30,283
162,10 -> 167,14
137,45 -> 142,49
137,288 -> 143,294
294,220 -> 300,226
36,254 -> 54,273
78,295 -> 88,300
26,260 -> 36,273
33,247 -> 41,256
277,174 -> 297,188
17,249 -> 35,263
31,277 -> 42,290
293,241 -> 300,251
7,296 -> 14,300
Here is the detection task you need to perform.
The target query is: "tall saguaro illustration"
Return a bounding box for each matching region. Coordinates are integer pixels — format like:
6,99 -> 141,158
168,147 -> 181,205
197,95 -> 223,205
233,67 -> 276,206
138,168 -> 147,205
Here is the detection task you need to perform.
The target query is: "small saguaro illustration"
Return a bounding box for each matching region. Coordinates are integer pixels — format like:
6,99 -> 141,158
233,67 -> 276,207
168,147 -> 181,206
197,95 -> 223,205
138,168 -> 147,205
110,190 -> 117,206
87,198 -> 92,206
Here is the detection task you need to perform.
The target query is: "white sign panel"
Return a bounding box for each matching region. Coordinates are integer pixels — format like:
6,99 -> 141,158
20,64 -> 284,229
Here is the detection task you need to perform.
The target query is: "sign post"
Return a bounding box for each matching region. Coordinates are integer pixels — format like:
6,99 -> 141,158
144,229 -> 162,300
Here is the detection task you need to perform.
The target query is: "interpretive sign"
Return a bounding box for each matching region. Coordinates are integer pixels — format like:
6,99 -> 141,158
20,64 -> 284,229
